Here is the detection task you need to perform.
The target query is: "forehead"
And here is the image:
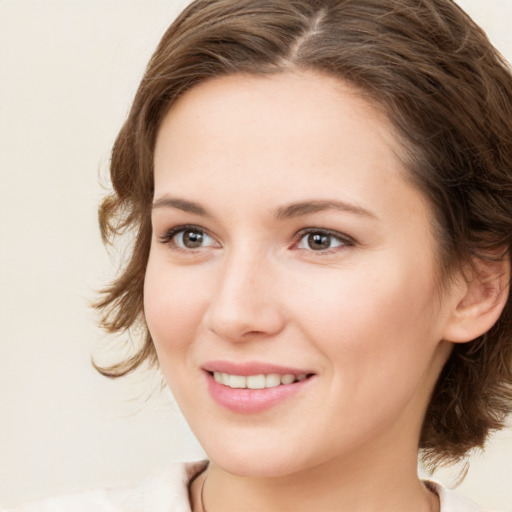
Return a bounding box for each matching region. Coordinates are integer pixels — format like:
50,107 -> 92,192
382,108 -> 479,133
155,71 -> 401,172
153,71 -> 430,223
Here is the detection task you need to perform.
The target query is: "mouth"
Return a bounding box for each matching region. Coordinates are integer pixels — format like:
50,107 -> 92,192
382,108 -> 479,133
202,361 -> 316,413
209,371 -> 310,389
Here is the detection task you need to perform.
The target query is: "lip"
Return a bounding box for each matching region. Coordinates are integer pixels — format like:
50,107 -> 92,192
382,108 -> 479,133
203,360 -> 315,414
202,360 -> 314,376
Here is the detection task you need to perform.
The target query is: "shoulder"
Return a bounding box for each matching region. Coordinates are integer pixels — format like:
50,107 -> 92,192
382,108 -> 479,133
3,460 -> 208,512
426,481 -> 503,512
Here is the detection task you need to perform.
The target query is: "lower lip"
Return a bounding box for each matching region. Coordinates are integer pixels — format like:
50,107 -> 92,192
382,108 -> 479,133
205,372 -> 313,414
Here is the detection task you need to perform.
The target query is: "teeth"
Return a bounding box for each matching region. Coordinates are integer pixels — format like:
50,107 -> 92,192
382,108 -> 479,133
266,373 -> 281,388
212,372 -> 308,389
247,375 -> 266,389
281,374 -> 295,385
229,375 -> 246,388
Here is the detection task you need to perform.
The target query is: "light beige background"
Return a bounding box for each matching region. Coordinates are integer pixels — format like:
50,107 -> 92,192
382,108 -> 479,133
1,0 -> 511,509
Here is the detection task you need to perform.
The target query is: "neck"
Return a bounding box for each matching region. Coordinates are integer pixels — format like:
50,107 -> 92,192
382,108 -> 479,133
191,445 -> 438,512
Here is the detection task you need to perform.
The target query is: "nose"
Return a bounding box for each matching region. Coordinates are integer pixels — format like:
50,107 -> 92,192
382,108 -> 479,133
203,247 -> 286,343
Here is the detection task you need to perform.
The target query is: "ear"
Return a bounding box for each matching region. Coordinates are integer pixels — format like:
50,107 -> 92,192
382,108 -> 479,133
442,252 -> 510,343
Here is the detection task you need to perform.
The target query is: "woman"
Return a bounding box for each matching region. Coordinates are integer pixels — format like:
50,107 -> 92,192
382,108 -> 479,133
9,0 -> 512,510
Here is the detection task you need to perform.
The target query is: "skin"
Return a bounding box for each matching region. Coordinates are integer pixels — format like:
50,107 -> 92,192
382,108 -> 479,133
144,70 -> 477,512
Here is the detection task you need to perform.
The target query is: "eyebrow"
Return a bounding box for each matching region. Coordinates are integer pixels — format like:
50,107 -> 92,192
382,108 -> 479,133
152,196 -> 376,220
152,197 -> 211,217
275,200 -> 376,220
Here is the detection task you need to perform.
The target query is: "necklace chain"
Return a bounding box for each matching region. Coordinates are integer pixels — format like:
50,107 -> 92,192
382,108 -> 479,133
198,466 -> 437,512
200,468 -> 208,512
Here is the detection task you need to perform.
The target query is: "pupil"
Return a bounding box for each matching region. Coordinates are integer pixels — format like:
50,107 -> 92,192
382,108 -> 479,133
308,233 -> 330,250
184,230 -> 203,248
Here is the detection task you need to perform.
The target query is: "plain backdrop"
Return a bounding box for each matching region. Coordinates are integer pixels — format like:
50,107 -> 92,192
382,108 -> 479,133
1,0 -> 511,509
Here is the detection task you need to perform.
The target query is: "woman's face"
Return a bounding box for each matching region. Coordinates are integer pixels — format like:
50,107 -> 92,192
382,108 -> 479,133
145,71 -> 458,477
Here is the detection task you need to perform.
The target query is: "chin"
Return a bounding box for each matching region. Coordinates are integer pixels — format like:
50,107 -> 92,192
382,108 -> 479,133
199,435 -> 316,478
213,455 -> 303,478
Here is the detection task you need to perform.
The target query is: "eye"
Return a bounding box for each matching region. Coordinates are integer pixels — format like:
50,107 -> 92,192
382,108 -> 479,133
159,225 -> 218,250
295,229 -> 353,252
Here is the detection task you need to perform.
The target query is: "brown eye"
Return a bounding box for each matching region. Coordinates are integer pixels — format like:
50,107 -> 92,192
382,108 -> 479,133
181,230 -> 205,248
296,230 -> 350,252
307,233 -> 331,250
168,228 -> 216,249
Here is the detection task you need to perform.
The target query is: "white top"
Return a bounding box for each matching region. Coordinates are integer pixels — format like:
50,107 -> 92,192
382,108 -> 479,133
4,460 -> 496,512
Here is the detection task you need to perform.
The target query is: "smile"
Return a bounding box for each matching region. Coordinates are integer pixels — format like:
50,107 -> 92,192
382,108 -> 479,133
204,364 -> 315,413
212,372 -> 308,389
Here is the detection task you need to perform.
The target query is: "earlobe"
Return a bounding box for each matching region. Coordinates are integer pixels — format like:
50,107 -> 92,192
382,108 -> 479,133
442,253 -> 510,343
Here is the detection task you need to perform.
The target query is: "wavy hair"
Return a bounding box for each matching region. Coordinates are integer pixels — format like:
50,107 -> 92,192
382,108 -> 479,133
94,0 -> 512,467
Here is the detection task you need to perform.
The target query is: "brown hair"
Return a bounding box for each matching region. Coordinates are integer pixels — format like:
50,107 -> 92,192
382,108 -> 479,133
95,0 -> 512,467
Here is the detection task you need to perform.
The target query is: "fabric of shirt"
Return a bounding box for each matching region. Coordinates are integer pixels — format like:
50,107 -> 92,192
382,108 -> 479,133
4,460 -> 497,512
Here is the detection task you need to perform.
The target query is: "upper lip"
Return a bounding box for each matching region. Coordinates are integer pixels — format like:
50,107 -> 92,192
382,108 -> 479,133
202,360 -> 315,376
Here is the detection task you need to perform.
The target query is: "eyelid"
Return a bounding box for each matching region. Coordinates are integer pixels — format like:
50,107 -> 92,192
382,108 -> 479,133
292,227 -> 356,251
158,224 -> 220,249
157,224 -> 354,253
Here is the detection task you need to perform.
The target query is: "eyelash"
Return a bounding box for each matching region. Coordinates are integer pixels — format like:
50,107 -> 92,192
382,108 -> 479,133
158,225 -> 355,253
292,228 -> 355,253
158,224 -> 216,251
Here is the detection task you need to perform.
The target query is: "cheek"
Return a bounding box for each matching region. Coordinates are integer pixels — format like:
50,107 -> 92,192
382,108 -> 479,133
143,253 -> 210,362
289,253 -> 440,372
288,262 -> 442,436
